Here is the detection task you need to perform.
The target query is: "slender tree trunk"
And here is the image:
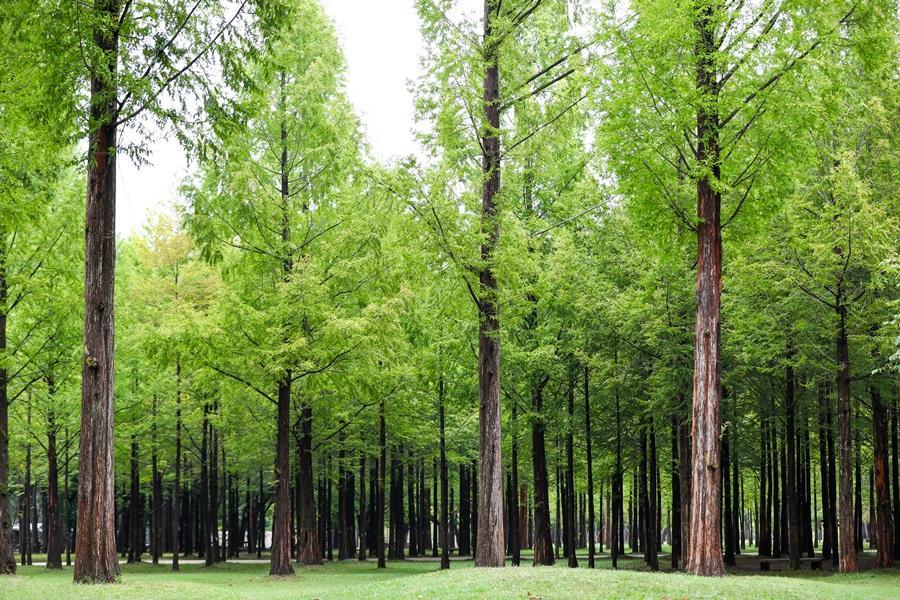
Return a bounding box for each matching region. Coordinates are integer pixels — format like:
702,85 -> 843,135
152,396 -> 162,565
64,427 -> 72,566
723,412 -> 734,566
377,398 -> 386,568
510,395 -> 520,566
75,0 -> 121,583
474,0 -> 504,569
172,357 -> 182,570
786,345 -> 800,569
0,232 -> 14,575
671,414 -> 681,569
531,378 -> 554,566
892,392 -> 899,560
584,367 -> 596,568
687,0 -> 725,576
612,361 -> 623,569
46,399 -> 62,569
358,455 -> 367,561
826,391 -> 839,567
127,435 -> 141,564
759,414 -> 771,557
649,417 -> 659,568
565,370 -> 577,568
439,377 -> 450,570
836,307 -> 858,571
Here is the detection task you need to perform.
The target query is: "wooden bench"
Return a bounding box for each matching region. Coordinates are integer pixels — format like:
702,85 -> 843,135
760,557 -> 824,571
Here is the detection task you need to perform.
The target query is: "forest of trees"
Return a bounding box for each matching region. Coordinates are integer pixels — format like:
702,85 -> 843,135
0,0 -> 897,589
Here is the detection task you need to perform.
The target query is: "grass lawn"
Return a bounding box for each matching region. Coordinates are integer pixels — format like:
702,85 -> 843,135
3,556 -> 899,600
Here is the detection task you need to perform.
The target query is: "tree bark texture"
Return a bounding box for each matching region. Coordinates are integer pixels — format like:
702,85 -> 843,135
75,0 -> 121,583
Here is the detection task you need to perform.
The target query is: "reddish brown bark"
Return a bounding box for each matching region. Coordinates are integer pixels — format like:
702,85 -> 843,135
872,385 -> 894,568
75,0 -> 121,582
297,402 -> 320,565
836,307 -> 858,572
474,0 -> 504,569
45,388 -> 62,569
269,374 -> 294,576
686,0 -> 725,576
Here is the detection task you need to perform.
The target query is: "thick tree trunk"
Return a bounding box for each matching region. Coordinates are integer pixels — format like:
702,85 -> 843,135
75,0 -> 121,583
297,402 -> 320,565
474,0 -> 504,570
531,379 -> 554,566
836,309 -> 858,571
270,375 -> 294,575
686,0 -> 725,576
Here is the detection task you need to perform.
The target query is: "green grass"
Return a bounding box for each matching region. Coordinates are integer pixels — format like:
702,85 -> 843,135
2,557 -> 898,600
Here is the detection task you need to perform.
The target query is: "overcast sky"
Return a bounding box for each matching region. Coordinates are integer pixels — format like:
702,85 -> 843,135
117,0 -> 473,235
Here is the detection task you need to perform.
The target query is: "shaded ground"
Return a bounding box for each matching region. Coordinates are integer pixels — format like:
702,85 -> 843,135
4,551 -> 898,600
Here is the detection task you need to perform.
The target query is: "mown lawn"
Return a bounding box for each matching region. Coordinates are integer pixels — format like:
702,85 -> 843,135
2,557 -> 899,600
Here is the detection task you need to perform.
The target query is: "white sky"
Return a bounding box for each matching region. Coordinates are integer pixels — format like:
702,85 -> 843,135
116,0 -> 453,235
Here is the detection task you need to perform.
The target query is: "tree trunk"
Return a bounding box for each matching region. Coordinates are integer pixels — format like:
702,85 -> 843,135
723,411 -> 734,566
686,0 -> 725,576
297,402 -> 320,565
531,379 -> 554,565
0,231 -> 14,575
510,395 -> 520,566
152,397 -> 162,565
172,358 -> 182,570
786,346 -> 800,569
75,0 -> 121,583
377,398 -> 386,568
269,374 -> 294,575
836,307 -> 858,571
759,414 -> 771,557
649,417 -> 659,569
892,392 -> 899,560
46,398 -> 62,569
565,370 -> 578,568
671,414 -> 681,569
439,377 -> 450,570
817,386 -> 832,560
474,0 -> 504,569
358,455 -> 367,561
127,435 -> 141,564
584,367 -> 596,568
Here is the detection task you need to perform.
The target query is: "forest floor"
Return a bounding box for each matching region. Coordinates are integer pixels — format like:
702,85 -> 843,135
4,552 -> 899,600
